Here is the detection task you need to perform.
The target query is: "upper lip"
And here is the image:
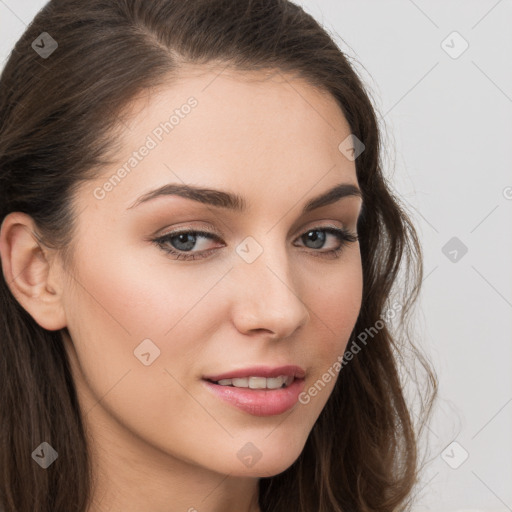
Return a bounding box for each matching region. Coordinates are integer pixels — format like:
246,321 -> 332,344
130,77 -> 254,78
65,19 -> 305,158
203,365 -> 306,382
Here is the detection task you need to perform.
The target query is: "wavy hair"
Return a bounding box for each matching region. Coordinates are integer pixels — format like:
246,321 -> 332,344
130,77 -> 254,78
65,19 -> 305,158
0,0 -> 437,510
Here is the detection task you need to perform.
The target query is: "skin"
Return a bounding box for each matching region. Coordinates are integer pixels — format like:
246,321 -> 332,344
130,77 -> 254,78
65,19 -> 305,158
0,66 -> 363,512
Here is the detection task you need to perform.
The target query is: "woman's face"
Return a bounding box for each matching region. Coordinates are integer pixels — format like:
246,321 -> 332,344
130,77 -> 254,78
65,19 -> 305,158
59,66 -> 363,480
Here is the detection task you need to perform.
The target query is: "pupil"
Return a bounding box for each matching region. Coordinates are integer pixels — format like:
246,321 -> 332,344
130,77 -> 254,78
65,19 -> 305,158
174,233 -> 196,251
305,230 -> 325,249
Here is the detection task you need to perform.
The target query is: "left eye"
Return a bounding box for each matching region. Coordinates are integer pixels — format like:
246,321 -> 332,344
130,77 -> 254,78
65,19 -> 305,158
152,226 -> 358,261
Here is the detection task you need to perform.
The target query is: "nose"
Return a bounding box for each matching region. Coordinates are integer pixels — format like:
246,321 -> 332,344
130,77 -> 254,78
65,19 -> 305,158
229,241 -> 311,340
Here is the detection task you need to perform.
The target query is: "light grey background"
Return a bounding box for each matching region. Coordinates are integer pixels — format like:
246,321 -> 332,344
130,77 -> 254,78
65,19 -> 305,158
1,1 -> 511,510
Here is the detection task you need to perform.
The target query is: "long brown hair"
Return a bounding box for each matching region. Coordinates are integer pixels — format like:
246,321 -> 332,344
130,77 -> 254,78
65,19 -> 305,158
0,1 -> 437,510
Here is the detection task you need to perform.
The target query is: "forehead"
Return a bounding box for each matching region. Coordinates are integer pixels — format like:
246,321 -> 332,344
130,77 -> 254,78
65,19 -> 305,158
119,64 -> 352,156
83,65 -> 358,215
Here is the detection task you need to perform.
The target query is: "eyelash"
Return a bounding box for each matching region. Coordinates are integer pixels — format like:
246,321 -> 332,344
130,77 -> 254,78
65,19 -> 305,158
151,225 -> 358,261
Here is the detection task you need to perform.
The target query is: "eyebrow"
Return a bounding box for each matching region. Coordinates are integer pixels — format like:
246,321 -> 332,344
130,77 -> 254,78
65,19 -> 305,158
127,182 -> 362,214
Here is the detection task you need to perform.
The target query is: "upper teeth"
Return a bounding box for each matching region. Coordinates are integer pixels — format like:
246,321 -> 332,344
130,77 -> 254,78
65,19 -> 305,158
216,375 -> 293,389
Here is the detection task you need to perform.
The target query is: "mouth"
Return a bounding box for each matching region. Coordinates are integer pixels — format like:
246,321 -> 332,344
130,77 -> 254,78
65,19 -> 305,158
204,374 -> 295,390
201,365 -> 306,416
202,364 -> 305,388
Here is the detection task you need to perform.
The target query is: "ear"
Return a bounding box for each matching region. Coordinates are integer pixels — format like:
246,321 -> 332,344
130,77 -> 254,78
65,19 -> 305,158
0,212 -> 67,331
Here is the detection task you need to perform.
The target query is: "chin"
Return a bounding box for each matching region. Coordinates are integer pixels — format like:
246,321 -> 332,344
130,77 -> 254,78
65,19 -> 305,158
221,439 -> 307,478
252,456 -> 301,478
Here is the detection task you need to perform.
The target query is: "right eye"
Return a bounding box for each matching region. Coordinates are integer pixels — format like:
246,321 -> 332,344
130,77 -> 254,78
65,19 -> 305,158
152,229 -> 222,261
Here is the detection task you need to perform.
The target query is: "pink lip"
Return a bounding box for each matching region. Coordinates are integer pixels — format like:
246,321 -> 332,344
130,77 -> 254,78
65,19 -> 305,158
202,377 -> 306,416
202,365 -> 306,381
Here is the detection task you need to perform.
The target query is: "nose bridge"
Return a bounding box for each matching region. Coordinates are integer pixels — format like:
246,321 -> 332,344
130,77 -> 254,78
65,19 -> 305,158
230,231 -> 310,336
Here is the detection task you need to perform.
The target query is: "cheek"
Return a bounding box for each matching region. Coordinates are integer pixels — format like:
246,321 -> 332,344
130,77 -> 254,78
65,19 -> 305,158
298,253 -> 362,407
63,242 -> 231,406
63,249 -> 233,458
67,237 -> 226,342
309,253 -> 363,351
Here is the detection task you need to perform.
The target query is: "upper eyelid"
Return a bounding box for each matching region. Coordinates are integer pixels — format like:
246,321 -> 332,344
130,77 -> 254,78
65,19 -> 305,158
156,223 -> 352,240
154,224 -> 356,249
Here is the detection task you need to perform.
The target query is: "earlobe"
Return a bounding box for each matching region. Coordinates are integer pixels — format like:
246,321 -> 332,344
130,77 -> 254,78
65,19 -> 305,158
0,212 -> 67,331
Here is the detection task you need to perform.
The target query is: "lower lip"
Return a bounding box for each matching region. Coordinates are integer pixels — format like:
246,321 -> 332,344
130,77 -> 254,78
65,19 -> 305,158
202,378 -> 305,416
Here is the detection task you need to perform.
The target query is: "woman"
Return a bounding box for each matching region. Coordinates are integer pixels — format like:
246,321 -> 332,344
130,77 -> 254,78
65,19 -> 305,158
0,0 -> 437,510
